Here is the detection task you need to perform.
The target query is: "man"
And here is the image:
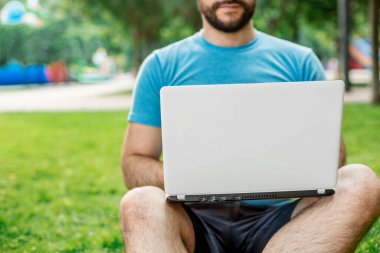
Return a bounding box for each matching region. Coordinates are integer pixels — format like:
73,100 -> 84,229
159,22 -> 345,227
120,0 -> 380,252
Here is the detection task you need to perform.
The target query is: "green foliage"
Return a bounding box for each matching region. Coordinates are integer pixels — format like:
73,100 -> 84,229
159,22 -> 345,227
0,24 -> 28,65
73,0 -> 201,67
0,105 -> 379,251
72,0 -> 373,67
1,0 -> 373,68
255,0 -> 370,60
0,0 -> 127,68
0,21 -> 101,66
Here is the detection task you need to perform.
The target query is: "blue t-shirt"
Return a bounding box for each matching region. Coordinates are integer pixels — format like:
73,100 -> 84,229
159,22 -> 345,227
128,30 -> 326,207
129,30 -> 325,127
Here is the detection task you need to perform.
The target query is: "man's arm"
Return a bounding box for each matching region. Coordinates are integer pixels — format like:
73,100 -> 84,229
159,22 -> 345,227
121,123 -> 164,189
339,137 -> 346,168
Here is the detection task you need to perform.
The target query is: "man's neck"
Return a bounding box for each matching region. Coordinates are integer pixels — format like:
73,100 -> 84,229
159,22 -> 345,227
201,19 -> 256,47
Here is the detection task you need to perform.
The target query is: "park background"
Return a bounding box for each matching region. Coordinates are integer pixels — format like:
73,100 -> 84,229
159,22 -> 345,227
0,0 -> 380,252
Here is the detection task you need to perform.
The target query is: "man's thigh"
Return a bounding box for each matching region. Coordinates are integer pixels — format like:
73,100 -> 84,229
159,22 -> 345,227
291,197 -> 320,219
263,165 -> 380,253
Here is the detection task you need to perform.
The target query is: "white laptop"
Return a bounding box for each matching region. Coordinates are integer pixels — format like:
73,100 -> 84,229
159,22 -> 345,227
160,81 -> 345,202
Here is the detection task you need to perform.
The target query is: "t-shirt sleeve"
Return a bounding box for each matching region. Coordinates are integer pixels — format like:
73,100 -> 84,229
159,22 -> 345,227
128,53 -> 164,128
301,50 -> 326,81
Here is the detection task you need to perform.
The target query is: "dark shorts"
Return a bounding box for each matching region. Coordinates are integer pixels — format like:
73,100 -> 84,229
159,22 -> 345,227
183,200 -> 299,253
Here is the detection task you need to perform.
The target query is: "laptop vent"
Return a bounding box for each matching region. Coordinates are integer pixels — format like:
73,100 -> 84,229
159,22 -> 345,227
242,193 -> 278,199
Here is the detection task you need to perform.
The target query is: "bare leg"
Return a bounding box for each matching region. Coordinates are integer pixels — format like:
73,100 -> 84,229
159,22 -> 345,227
119,186 -> 195,253
264,164 -> 380,253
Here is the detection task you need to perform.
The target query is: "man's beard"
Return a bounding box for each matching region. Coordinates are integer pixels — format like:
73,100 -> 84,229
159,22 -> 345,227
198,0 -> 255,33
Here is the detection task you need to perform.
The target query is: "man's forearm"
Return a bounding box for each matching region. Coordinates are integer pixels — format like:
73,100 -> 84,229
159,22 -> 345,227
122,155 -> 164,190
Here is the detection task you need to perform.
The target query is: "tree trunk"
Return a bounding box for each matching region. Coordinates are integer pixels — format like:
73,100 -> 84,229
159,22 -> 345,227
131,28 -> 144,74
337,0 -> 351,91
370,0 -> 380,103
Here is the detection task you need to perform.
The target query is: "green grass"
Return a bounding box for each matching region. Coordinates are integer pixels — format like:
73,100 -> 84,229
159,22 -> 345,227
343,104 -> 380,252
0,112 -> 127,252
0,104 -> 379,252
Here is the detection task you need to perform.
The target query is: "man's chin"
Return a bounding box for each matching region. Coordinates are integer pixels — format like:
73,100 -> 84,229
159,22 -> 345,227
216,19 -> 245,30
216,15 -> 243,26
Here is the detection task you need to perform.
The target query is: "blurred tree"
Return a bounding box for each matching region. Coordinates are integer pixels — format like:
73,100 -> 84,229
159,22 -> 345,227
71,0 -> 201,68
70,0 -> 159,68
72,0 -> 371,67
1,0 -> 373,69
0,21 -> 102,66
0,0 -> 130,69
256,0 -> 338,59
255,0 -> 369,61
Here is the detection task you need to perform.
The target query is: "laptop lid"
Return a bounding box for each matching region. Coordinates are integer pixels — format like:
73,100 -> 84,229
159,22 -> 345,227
160,81 -> 344,202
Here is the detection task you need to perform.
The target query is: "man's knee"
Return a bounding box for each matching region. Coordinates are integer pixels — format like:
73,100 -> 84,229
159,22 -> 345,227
119,186 -> 165,227
339,164 -> 379,189
338,164 -> 380,213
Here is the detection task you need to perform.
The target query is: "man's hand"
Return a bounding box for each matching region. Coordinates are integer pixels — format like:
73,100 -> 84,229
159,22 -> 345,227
121,123 -> 164,189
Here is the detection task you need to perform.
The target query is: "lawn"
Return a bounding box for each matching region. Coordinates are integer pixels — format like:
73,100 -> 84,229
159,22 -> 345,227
0,104 -> 379,252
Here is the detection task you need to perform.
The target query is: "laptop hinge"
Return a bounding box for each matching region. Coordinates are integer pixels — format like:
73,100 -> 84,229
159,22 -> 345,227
177,195 -> 186,200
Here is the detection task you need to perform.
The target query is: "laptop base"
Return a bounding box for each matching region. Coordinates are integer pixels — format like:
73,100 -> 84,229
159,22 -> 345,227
166,189 -> 335,202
